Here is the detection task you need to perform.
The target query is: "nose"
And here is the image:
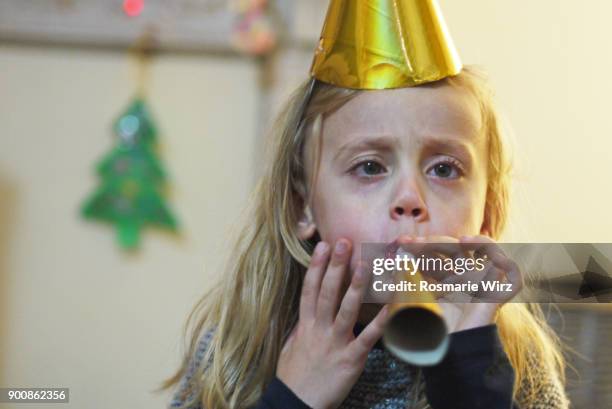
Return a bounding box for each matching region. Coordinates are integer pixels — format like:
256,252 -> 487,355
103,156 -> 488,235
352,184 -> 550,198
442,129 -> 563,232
390,174 -> 428,222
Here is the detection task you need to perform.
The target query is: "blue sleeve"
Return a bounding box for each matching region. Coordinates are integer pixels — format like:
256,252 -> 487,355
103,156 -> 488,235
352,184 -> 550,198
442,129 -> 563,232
252,377 -> 313,409
422,324 -> 519,409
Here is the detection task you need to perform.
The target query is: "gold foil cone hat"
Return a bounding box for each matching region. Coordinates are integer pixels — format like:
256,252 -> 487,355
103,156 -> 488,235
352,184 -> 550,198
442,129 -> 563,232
310,0 -> 462,89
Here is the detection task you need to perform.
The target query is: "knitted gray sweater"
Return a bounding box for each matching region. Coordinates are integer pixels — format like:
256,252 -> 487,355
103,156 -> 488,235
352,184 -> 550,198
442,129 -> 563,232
169,325 -> 569,409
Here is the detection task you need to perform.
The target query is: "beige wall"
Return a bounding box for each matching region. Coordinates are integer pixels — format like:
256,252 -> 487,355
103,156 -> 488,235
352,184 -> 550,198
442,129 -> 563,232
0,45 -> 258,408
440,0 -> 612,242
1,0 -> 612,408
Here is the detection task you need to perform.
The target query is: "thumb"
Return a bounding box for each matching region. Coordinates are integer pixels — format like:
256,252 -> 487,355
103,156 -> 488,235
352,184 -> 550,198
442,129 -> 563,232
281,322 -> 299,352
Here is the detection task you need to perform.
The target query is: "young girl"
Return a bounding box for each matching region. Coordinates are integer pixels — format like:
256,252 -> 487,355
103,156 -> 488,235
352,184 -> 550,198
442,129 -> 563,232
161,2 -> 569,408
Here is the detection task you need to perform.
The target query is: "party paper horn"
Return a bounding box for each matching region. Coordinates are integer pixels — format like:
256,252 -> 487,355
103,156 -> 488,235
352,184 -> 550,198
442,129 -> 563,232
382,256 -> 449,366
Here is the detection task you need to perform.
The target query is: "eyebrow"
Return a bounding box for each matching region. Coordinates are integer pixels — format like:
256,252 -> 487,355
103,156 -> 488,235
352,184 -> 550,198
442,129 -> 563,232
332,133 -> 476,162
333,134 -> 400,162
418,136 -> 475,162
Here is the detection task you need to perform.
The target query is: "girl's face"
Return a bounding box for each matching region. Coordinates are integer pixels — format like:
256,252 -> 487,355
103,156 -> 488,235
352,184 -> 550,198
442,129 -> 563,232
299,82 -> 490,273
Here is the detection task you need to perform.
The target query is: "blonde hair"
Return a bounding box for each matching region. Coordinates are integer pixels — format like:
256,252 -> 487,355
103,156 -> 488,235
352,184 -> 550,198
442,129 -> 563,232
160,66 -> 566,408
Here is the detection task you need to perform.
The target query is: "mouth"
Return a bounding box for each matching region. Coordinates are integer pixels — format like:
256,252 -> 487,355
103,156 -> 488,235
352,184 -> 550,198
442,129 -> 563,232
384,240 -> 400,259
384,237 -> 418,260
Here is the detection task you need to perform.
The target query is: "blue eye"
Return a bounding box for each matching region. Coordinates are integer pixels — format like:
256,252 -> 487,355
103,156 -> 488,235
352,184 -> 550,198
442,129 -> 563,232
434,163 -> 453,177
427,160 -> 462,179
353,160 -> 386,177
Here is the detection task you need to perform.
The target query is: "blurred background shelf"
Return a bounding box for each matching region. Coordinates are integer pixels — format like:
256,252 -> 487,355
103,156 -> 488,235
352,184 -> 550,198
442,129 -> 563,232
0,0 -> 326,53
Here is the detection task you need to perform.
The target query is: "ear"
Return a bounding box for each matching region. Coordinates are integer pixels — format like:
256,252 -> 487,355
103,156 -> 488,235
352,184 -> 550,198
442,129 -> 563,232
296,204 -> 317,241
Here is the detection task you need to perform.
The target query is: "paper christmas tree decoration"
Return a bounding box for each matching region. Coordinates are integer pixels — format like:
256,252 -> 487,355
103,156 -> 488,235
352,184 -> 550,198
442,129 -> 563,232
81,98 -> 178,249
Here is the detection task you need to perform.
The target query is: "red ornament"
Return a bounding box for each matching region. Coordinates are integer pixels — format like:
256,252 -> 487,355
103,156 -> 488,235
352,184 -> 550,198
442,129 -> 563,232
123,0 -> 144,17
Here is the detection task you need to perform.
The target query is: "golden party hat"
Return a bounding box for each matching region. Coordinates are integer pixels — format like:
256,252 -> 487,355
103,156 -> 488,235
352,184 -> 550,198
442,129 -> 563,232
310,0 -> 462,89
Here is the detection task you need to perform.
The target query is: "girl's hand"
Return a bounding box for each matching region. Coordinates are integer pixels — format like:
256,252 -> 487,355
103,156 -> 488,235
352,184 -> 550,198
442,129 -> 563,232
276,239 -> 389,409
397,235 -> 524,333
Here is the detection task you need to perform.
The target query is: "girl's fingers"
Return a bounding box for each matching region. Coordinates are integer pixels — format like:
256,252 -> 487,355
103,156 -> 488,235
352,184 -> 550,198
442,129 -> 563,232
333,262 -> 367,337
299,241 -> 330,322
474,263 -> 506,302
350,304 -> 389,358
460,237 -> 523,303
489,250 -> 524,295
458,235 -> 505,260
315,239 -> 352,326
280,322 -> 299,354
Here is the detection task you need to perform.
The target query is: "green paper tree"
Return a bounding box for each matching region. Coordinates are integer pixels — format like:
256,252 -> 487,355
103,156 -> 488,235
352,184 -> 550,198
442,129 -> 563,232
81,98 -> 179,249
